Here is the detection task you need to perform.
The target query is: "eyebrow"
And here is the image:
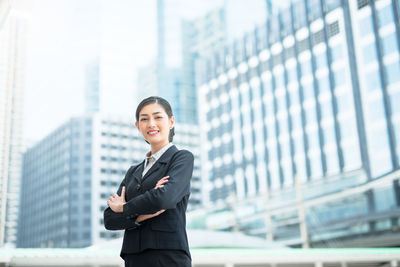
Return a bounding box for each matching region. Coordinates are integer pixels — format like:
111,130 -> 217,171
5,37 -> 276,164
139,112 -> 162,116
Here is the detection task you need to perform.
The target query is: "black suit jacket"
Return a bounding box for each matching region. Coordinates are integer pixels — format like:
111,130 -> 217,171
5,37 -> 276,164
103,145 -> 194,260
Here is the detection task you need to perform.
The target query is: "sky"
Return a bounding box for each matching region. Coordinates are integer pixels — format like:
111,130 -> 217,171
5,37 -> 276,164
24,0 -> 157,144
19,0 -> 270,145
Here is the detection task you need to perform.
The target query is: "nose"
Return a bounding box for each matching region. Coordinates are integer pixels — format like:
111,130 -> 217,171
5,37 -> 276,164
148,118 -> 156,127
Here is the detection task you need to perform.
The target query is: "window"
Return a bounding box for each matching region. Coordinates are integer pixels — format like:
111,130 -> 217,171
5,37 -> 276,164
305,105 -> 318,126
367,98 -> 386,122
325,151 -> 339,174
289,89 -> 300,106
390,91 -> 400,116
334,69 -> 346,87
323,126 -> 336,145
336,93 -> 353,114
287,67 -> 297,83
312,30 -> 325,46
309,154 -> 323,178
276,93 -> 287,112
374,187 -> 396,212
386,62 -> 400,84
362,42 -> 378,64
307,0 -> 322,21
381,34 -> 398,56
293,1 -> 307,29
364,70 -> 381,92
368,130 -> 393,177
378,5 -> 394,28
300,60 -> 312,76
358,16 -> 373,37
325,0 -> 341,12
307,128 -> 320,149
331,44 -> 343,62
275,72 -> 285,88
316,52 -> 328,70
340,118 -> 357,140
318,76 -> 330,94
342,145 -> 362,170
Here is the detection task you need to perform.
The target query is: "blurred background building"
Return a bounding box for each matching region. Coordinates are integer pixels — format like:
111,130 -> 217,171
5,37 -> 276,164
0,0 -> 29,247
196,0 -> 400,247
17,114 -> 200,248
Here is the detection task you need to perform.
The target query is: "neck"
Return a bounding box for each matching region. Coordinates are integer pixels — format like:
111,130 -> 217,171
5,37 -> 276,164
150,141 -> 169,155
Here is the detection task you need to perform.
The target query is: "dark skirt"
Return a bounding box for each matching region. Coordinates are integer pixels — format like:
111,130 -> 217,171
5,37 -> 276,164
124,249 -> 191,267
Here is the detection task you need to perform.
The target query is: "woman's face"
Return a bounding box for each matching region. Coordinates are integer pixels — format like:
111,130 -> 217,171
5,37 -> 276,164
135,103 -> 174,147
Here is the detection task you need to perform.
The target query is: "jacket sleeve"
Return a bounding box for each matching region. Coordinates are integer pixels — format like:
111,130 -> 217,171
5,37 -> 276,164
122,150 -> 194,216
103,166 -> 139,230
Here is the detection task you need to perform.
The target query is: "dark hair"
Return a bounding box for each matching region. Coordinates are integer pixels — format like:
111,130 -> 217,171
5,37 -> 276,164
135,96 -> 175,142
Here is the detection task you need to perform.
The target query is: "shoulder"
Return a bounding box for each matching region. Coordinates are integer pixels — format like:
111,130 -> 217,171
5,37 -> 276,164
173,149 -> 194,162
126,161 -> 143,173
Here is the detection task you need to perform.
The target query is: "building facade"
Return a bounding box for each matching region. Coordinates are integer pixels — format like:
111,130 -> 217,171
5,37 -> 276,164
181,8 -> 227,125
197,0 -> 400,247
0,1 -> 29,247
84,59 -> 100,114
18,114 -> 201,248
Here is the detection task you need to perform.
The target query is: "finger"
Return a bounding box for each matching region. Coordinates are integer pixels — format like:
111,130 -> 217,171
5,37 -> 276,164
112,193 -> 118,198
155,181 -> 167,188
157,176 -> 169,182
156,179 -> 168,186
121,186 -> 126,202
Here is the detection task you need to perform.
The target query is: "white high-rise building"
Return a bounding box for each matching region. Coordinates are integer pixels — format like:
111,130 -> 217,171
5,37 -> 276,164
18,113 -> 201,247
0,0 -> 29,247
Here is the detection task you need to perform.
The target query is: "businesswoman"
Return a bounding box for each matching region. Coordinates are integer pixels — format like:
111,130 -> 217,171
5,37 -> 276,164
104,96 -> 193,267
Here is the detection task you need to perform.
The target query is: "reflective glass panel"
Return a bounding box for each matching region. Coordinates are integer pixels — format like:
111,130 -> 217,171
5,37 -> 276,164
381,33 -> 398,56
378,4 -> 394,28
386,62 -> 400,84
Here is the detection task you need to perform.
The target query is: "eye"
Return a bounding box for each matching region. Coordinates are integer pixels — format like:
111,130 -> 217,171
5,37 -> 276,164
156,116 -> 163,119
140,118 -> 148,121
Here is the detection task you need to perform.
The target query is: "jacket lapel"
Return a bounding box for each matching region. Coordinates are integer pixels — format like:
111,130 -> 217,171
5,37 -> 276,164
141,145 -> 178,183
132,160 -> 145,184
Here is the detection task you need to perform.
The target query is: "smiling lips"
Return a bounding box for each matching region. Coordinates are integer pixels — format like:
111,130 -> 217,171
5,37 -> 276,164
147,130 -> 159,136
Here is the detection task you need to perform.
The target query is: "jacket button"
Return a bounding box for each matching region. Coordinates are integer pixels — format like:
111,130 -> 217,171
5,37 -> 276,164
136,184 -> 141,190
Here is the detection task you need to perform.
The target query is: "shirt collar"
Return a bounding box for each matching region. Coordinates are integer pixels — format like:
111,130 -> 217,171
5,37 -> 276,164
145,143 -> 173,163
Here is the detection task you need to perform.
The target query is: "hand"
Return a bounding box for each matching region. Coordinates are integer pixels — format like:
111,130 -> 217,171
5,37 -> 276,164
136,209 -> 165,223
107,186 -> 126,213
155,176 -> 169,189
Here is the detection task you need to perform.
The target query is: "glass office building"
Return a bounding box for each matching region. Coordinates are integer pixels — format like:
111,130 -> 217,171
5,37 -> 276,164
18,114 -> 201,248
196,0 -> 400,247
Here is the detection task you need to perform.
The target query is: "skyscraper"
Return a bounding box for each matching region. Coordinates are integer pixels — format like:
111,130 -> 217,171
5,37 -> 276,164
18,114 -> 201,247
156,0 -> 267,124
197,0 -> 400,247
181,8 -> 227,125
0,1 -> 29,247
84,58 -> 100,114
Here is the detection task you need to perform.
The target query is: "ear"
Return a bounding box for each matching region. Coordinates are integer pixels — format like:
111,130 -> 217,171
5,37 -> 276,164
135,121 -> 139,129
169,116 -> 175,129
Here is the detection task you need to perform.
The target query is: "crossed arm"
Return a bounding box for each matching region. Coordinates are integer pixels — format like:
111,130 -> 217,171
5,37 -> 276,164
103,150 -> 194,230
107,176 -> 169,223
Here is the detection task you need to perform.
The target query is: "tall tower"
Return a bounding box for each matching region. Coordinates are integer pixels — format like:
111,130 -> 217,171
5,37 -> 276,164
0,0 -> 29,247
84,58 -> 100,114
